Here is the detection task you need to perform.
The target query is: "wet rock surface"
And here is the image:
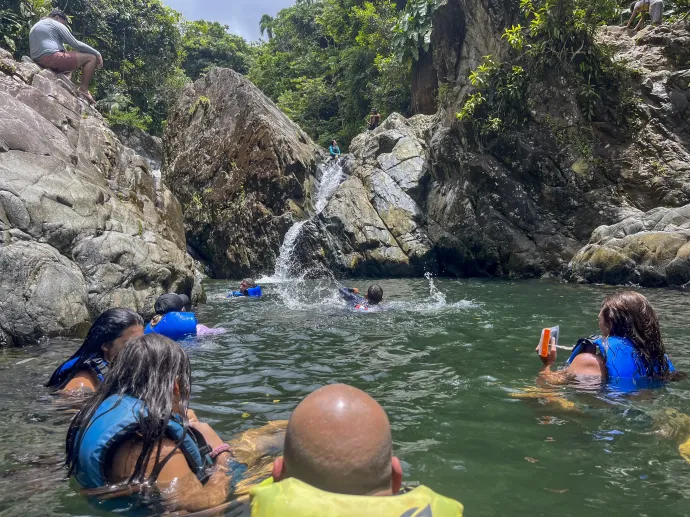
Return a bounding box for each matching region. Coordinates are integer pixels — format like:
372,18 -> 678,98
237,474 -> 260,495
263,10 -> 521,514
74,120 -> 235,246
0,53 -> 199,346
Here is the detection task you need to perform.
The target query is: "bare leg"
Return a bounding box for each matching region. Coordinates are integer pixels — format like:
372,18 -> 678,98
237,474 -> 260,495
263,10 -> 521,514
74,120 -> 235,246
73,53 -> 97,103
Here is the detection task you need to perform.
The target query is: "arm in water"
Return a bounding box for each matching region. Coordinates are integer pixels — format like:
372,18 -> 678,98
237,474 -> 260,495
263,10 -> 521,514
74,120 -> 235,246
339,287 -> 364,305
109,421 -> 232,512
537,338 -> 606,385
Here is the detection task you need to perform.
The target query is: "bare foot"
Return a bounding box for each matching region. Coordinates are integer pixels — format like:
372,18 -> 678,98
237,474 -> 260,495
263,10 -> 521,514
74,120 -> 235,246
78,89 -> 96,105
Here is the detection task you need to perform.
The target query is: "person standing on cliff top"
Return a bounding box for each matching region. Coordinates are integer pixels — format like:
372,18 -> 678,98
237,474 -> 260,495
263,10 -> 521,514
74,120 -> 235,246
368,108 -> 382,130
29,9 -> 103,104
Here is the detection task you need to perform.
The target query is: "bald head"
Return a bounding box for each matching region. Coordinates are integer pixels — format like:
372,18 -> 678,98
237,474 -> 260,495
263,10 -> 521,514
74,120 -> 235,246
279,384 -> 399,496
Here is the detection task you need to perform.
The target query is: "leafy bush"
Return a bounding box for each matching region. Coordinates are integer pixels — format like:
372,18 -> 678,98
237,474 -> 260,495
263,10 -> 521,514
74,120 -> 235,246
457,0 -> 637,140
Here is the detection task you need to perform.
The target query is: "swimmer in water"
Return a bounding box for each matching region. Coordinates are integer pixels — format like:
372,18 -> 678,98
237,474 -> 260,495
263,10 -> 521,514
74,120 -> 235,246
249,384 -> 464,515
46,308 -> 144,394
228,278 -> 263,298
339,284 -> 383,311
65,334 -> 234,512
537,291 -> 680,390
146,293 -> 224,339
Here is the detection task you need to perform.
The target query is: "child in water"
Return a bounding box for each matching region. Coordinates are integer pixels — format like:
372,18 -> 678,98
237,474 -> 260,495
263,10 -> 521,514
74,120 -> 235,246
339,284 -> 383,311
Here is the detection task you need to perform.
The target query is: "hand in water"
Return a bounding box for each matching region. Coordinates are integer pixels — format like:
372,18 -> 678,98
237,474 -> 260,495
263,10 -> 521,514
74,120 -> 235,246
536,337 -> 558,367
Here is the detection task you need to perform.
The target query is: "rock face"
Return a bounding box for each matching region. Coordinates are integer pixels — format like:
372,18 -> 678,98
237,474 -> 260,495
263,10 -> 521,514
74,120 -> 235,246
163,68 -> 321,278
292,114 -> 437,277
566,24 -> 690,286
412,0 -> 515,117
568,205 -> 690,287
292,22 -> 690,280
0,49 -> 200,346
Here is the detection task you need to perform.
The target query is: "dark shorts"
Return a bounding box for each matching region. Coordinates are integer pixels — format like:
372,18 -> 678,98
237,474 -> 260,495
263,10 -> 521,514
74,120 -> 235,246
37,51 -> 79,73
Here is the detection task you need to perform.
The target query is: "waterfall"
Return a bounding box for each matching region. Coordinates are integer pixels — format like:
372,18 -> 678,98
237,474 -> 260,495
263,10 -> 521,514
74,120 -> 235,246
270,160 -> 344,280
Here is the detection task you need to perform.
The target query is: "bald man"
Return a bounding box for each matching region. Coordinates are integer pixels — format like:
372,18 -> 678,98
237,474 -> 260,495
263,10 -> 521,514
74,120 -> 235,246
250,384 -> 463,516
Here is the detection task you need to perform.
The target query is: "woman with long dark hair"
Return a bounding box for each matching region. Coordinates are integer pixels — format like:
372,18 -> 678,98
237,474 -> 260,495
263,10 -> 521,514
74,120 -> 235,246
46,308 -> 144,392
538,291 -> 678,391
65,333 -> 233,512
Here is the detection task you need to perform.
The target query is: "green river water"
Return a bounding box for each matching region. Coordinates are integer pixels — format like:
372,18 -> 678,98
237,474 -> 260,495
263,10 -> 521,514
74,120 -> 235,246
1,278 -> 690,516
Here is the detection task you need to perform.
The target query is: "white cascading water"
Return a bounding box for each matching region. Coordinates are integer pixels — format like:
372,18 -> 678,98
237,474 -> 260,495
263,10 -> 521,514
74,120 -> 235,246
270,160 -> 344,280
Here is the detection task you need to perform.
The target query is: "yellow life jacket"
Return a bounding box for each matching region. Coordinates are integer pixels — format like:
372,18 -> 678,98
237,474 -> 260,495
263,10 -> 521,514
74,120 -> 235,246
250,477 -> 464,517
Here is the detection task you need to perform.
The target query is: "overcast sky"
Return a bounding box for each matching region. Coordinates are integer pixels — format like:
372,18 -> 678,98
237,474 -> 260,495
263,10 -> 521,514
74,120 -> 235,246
164,0 -> 294,41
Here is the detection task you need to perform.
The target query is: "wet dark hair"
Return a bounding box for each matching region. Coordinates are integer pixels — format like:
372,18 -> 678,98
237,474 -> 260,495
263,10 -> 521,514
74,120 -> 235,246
65,334 -> 193,484
49,9 -> 68,20
371,109 -> 378,114
600,291 -> 670,377
154,293 -> 184,315
331,140 -> 337,146
46,308 -> 144,389
367,284 -> 383,305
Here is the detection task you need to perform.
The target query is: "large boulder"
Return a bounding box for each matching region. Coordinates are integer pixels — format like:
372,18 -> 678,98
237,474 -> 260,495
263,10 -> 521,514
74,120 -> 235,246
163,68 -> 322,278
292,114 -> 437,277
0,54 -> 200,346
567,204 -> 690,287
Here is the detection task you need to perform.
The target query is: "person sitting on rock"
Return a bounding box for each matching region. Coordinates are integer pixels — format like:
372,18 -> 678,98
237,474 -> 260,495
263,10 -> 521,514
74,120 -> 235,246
537,291 -> 680,392
249,384 -> 464,516
368,108 -> 382,131
29,9 -> 103,104
46,308 -> 144,394
329,140 -> 341,161
627,0 -> 663,31
65,333 -> 236,513
228,278 -> 263,298
339,284 -> 383,311
145,293 -> 224,340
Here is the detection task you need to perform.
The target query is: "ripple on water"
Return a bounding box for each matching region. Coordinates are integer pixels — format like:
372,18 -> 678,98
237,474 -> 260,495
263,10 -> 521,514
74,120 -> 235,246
2,279 -> 690,516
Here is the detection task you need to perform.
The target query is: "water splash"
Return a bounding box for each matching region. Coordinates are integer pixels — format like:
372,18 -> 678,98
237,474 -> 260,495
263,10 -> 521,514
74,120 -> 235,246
271,220 -> 307,281
265,160 -> 344,282
315,160 -> 344,213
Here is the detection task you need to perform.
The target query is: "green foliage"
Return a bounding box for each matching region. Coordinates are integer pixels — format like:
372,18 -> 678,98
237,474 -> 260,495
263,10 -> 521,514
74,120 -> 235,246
457,0 -> 637,140
189,95 -> 211,116
0,0 -> 50,53
181,20 -> 250,80
63,0 -> 185,134
392,0 -> 440,61
99,92 -> 152,130
249,0 -> 410,148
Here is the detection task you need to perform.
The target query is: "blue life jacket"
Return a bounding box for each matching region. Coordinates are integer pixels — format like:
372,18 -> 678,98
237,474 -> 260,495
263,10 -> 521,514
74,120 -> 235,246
74,394 -> 213,489
567,335 -> 675,392
144,312 -> 197,341
47,355 -> 106,389
228,286 -> 262,298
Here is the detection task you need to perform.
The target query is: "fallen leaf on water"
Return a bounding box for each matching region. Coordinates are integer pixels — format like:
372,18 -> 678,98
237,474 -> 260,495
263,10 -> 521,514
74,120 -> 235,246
544,488 -> 569,493
546,437 -> 555,442
525,457 -> 539,463
273,400 -> 280,403
242,412 -> 250,418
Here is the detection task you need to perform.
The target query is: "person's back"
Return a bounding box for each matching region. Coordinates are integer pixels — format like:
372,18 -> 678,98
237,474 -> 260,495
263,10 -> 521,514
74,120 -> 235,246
28,10 -> 102,104
339,284 -> 383,311
250,384 -> 463,516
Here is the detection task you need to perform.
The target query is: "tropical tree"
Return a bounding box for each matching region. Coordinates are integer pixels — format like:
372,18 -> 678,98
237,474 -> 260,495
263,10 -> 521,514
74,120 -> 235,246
259,14 -> 274,39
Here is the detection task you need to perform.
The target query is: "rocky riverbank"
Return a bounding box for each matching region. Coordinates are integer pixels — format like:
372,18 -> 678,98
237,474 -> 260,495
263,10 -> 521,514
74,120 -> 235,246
0,49 -> 201,346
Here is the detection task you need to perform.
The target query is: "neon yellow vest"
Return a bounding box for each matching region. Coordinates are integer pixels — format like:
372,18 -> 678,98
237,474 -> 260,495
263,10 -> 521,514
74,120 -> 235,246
250,478 -> 464,517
